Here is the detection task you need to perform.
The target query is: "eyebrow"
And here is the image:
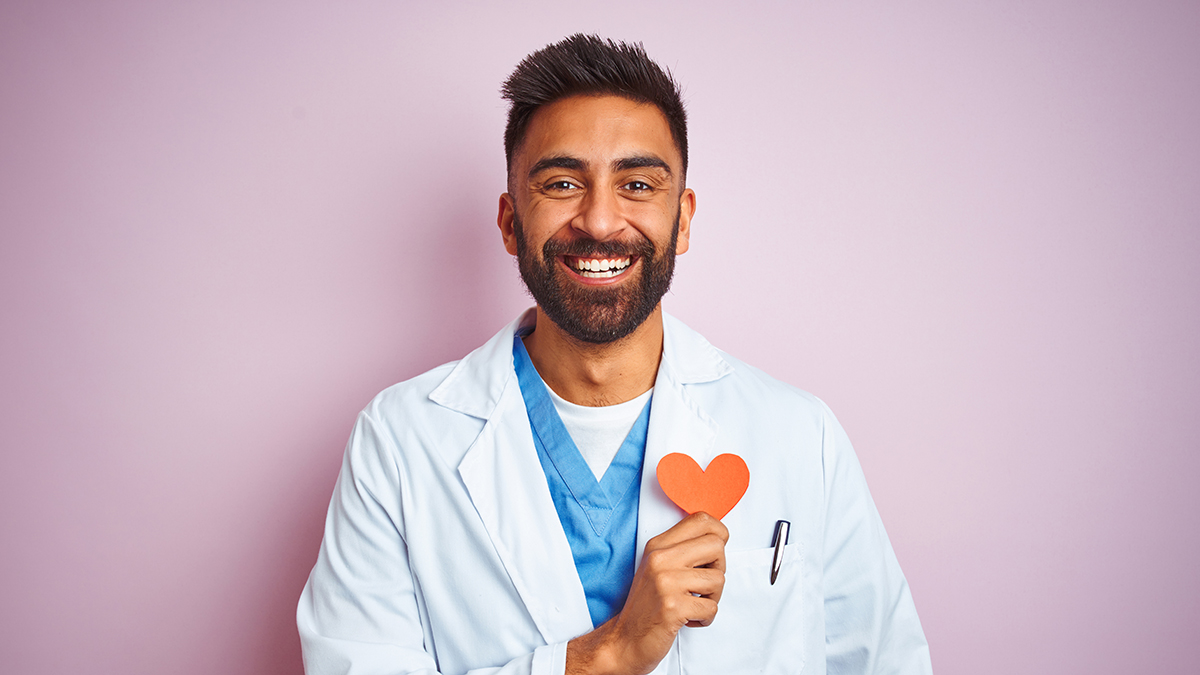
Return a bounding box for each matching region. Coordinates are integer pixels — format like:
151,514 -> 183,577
527,154 -> 674,180
527,155 -> 585,178
613,155 -> 672,176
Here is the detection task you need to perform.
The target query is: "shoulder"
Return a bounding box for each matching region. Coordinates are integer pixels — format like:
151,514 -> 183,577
699,347 -> 836,432
362,360 -> 461,424
663,312 -> 834,427
344,357 -> 497,479
347,313 -> 528,471
361,310 -> 530,426
717,347 -> 826,404
343,361 -> 468,464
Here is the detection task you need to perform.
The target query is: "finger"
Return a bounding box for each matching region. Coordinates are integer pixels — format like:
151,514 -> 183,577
680,595 -> 719,628
657,565 -> 724,595
645,512 -> 729,552
693,533 -> 727,574
685,566 -> 725,606
696,512 -> 730,543
665,532 -> 728,571
640,535 -> 724,580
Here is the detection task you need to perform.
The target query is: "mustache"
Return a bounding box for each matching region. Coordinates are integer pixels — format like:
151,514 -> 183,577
542,236 -> 655,260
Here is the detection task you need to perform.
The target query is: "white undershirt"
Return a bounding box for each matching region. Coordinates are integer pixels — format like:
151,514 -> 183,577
546,386 -> 654,481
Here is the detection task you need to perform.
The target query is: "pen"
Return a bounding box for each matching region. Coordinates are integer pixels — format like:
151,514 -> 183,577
770,519 -> 790,585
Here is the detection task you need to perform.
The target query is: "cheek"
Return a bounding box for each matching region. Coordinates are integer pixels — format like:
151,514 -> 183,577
523,201 -> 575,238
628,207 -> 677,244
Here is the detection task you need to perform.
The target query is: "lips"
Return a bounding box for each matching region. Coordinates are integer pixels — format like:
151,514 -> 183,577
564,255 -> 634,279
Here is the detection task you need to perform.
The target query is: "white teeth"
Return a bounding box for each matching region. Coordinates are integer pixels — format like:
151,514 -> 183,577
571,257 -> 632,277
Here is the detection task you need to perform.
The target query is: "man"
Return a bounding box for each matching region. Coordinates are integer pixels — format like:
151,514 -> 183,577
298,35 -> 931,675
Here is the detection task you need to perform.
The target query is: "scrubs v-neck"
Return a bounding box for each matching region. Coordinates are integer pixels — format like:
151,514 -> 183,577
513,333 -> 650,628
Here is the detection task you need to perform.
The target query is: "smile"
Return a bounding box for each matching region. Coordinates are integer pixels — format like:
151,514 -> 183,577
565,256 -> 633,279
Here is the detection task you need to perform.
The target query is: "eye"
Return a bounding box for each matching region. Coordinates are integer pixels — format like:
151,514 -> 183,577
544,180 -> 580,192
623,180 -> 652,192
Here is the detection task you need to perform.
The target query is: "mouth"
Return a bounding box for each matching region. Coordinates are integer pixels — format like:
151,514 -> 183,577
562,255 -> 635,279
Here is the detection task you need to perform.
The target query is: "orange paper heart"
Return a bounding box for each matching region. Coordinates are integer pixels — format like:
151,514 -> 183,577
656,453 -> 749,520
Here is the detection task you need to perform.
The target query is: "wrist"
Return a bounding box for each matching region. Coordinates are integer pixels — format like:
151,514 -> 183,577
566,621 -> 622,675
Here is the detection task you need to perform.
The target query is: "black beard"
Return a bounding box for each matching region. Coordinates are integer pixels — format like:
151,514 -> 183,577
514,212 -> 679,344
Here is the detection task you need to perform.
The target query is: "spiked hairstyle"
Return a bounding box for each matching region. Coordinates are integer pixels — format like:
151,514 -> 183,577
500,34 -> 688,181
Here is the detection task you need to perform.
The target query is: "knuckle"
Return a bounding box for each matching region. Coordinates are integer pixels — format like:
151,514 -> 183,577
661,595 -> 680,614
652,573 -> 672,595
714,519 -> 730,540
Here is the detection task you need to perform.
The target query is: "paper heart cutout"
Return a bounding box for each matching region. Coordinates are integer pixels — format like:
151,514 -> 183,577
656,453 -> 749,520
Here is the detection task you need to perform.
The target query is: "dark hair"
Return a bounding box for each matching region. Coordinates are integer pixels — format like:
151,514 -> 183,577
501,34 -> 688,181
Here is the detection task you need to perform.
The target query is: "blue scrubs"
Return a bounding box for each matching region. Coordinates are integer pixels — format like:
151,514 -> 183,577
513,333 -> 650,628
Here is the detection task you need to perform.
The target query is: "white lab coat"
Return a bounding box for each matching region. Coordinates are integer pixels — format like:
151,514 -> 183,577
298,310 -> 931,675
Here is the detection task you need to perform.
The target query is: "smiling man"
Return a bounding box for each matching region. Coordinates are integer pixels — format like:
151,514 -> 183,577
501,92 -> 692,408
299,35 -> 932,675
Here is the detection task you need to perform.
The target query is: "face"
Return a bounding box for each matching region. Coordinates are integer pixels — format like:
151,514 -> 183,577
498,95 -> 695,344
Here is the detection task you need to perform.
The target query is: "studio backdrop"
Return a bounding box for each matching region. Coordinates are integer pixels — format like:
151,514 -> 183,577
1,2 -> 1197,673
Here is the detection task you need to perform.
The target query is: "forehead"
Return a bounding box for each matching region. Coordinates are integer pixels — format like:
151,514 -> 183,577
516,95 -> 681,174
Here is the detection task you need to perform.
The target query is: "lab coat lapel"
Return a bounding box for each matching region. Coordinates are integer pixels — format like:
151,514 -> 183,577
434,311 -> 593,644
432,311 -> 733,641
635,314 -> 734,567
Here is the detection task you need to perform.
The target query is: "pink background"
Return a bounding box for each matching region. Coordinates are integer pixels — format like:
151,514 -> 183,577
2,1 -> 1197,673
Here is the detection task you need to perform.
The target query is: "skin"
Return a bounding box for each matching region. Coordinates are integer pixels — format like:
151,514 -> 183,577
496,95 -> 726,675
497,94 -> 695,407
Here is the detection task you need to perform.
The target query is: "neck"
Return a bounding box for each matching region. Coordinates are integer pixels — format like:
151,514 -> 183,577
522,306 -> 664,407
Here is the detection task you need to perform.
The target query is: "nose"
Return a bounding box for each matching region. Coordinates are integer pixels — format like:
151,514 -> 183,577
571,186 -> 626,241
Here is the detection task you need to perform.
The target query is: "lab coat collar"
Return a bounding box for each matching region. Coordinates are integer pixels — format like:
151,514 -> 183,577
429,308 -> 734,646
660,311 -> 734,385
428,308 -> 732,417
427,309 -> 537,419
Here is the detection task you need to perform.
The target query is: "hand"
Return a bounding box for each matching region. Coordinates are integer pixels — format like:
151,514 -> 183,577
566,512 -> 729,675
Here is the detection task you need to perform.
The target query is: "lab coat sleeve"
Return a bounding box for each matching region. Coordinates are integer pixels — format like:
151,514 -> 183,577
819,403 -> 933,675
297,411 -> 570,675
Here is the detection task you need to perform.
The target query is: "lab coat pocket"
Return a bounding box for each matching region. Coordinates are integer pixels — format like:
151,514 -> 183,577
678,544 -> 805,674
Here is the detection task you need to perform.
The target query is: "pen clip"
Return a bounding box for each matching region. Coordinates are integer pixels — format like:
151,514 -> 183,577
770,519 -> 790,585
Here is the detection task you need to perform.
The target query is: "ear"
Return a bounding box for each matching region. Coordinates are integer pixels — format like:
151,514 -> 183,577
674,188 -> 696,255
498,193 -> 519,256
